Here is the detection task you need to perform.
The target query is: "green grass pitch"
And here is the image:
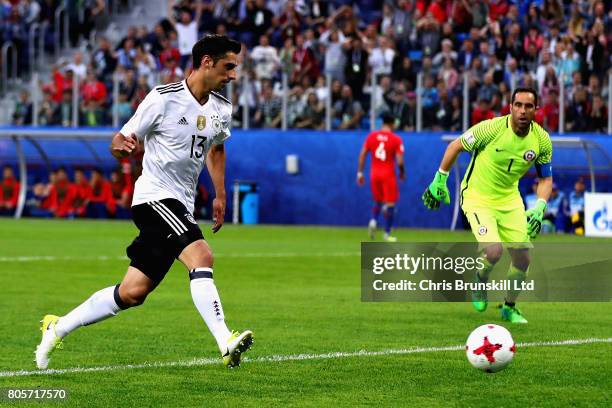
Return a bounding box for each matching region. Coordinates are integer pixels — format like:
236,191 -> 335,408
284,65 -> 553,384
0,219 -> 610,407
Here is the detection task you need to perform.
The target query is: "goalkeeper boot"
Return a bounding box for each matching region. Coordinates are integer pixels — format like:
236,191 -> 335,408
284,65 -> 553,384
35,315 -> 63,369
471,272 -> 488,312
368,219 -> 377,240
223,330 -> 253,368
500,304 -> 528,324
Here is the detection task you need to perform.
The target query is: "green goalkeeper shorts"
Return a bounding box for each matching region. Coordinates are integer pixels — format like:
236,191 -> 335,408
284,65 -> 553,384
462,200 -> 532,248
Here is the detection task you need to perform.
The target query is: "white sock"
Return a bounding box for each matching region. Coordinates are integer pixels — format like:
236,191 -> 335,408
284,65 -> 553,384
55,286 -> 122,338
189,268 -> 232,353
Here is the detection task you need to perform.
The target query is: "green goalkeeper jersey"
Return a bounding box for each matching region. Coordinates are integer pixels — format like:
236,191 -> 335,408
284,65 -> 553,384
459,115 -> 552,209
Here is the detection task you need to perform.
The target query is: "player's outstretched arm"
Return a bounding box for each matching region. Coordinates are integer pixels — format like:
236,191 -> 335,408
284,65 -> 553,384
422,138 -> 464,209
207,144 -> 226,233
110,132 -> 138,159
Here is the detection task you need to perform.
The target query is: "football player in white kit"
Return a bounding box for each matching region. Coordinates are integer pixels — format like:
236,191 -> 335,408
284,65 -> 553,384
36,35 -> 253,369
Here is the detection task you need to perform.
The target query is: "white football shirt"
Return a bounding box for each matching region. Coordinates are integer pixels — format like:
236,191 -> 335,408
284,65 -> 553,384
120,80 -> 232,213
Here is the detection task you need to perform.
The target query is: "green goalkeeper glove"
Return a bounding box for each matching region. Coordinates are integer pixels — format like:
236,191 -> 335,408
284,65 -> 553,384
422,171 -> 451,210
526,199 -> 547,239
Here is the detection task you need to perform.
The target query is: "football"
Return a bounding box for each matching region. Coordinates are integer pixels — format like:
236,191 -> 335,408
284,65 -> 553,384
466,324 -> 516,373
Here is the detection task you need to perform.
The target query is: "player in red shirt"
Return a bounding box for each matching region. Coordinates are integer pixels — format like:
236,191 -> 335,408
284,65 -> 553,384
1,165 -> 20,215
357,114 -> 405,241
72,168 -> 92,217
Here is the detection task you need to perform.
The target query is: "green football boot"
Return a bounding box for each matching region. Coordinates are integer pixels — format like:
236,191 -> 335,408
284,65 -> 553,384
500,304 -> 528,324
471,272 -> 488,312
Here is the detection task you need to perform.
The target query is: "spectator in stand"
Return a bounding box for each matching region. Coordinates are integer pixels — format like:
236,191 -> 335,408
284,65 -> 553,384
159,36 -> 181,70
48,167 -> 75,219
330,79 -> 342,105
504,57 -> 522,89
332,85 -> 363,130
0,165 -> 20,216
586,95 -> 608,133
52,89 -> 75,127
250,35 -> 280,81
133,44 -> 157,88
541,89 -> 560,133
294,92 -> 324,130
421,75 -> 439,129
438,58 -> 459,94
576,30 -> 606,81
115,91 -> 134,124
384,83 -> 413,132
369,36 -> 395,77
241,0 -> 274,47
471,98 -> 495,125
72,168 -> 92,218
541,67 -> 560,101
286,85 -> 307,127
92,37 -> 118,83
66,52 -> 87,80
321,28 -> 347,83
542,0 -> 564,29
432,38 -> 457,71
88,0 -> 110,32
457,38 -> 476,73
132,75 -> 151,109
168,0 -> 202,70
12,90 -> 32,125
38,89 -> 56,126
303,0 -> 328,27
81,70 -> 107,106
117,38 -> 137,70
160,56 -> 184,84
118,68 -> 137,101
88,168 -> 115,218
254,82 -> 282,128
477,72 -> 498,103
416,11 -> 441,57
391,55 -> 415,89
291,34 -> 319,87
448,94 -> 463,132
343,35 -> 368,102
566,86 -> 590,132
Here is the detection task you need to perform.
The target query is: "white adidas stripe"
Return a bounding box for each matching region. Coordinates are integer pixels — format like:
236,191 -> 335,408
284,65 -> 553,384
152,201 -> 188,233
1,337 -> 609,378
147,202 -> 186,234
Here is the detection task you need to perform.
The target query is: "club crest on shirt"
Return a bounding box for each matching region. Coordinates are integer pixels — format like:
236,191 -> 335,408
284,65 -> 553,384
523,150 -> 536,161
478,226 -> 487,235
184,213 -> 197,224
197,115 -> 206,130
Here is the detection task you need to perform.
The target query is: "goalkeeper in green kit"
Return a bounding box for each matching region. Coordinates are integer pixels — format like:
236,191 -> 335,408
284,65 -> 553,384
422,88 -> 553,323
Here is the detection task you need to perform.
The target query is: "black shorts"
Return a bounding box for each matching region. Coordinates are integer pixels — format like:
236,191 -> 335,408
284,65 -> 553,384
126,198 -> 203,284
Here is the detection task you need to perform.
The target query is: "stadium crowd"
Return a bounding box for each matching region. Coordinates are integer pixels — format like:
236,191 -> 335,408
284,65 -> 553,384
8,0 -> 612,132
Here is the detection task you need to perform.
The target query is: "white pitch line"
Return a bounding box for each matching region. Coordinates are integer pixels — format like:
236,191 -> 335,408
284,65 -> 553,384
1,338 -> 610,378
0,252 -> 360,262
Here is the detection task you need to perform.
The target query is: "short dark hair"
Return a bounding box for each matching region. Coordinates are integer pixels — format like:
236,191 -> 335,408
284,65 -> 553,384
381,112 -> 395,125
192,35 -> 241,69
511,87 -> 538,106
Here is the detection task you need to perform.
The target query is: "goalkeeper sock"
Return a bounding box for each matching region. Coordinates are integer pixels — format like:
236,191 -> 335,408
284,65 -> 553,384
477,256 -> 495,281
372,202 -> 382,223
506,264 -> 528,303
383,205 -> 395,234
189,268 -> 232,353
55,286 -> 122,338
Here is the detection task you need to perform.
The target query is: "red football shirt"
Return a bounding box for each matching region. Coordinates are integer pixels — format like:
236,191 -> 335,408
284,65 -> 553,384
364,130 -> 404,178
